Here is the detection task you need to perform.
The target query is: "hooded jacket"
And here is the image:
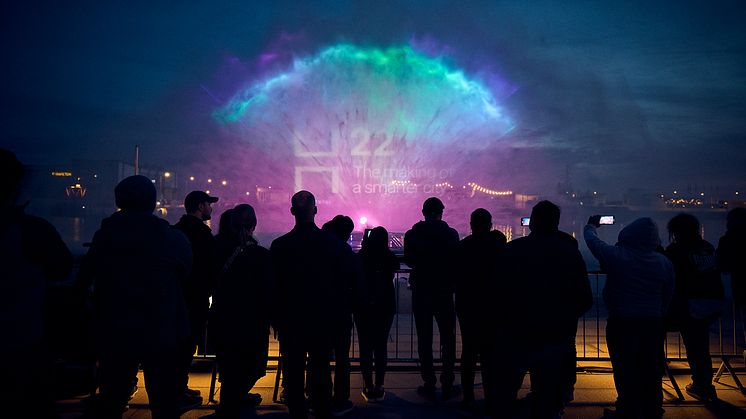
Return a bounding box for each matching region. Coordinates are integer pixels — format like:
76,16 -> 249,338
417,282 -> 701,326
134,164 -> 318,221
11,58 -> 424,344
403,219 -> 460,294
584,218 -> 675,318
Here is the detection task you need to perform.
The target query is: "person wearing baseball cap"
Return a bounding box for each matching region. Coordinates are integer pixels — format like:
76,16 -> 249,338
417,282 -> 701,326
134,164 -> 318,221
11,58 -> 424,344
174,190 -> 220,409
183,191 -> 219,221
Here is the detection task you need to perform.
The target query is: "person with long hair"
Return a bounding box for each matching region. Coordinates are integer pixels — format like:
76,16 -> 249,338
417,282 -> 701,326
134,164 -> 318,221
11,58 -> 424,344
355,226 -> 399,402
665,213 -> 724,401
211,204 -> 274,418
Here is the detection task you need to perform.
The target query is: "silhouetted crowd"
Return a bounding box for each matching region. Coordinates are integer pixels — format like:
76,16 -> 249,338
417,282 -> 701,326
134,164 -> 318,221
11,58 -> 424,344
2,147 -> 745,419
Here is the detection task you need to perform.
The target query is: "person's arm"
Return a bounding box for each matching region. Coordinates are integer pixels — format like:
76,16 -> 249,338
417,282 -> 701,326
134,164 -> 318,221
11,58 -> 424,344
403,229 -> 417,268
27,217 -> 73,282
571,248 -> 593,317
660,258 -> 676,314
75,229 -> 102,292
716,236 -> 731,273
583,216 -> 613,266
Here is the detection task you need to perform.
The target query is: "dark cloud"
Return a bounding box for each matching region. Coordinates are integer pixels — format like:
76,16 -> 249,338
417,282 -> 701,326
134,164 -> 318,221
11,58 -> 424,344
2,0 -> 744,196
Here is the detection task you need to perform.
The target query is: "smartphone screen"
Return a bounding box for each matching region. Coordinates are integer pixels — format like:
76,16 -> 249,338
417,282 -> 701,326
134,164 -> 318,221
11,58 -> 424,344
520,217 -> 531,226
364,228 -> 373,238
599,215 -> 615,225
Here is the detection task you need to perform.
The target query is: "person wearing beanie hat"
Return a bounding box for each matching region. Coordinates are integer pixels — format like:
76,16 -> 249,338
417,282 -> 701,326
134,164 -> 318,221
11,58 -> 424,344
114,175 -> 157,212
81,175 -> 193,418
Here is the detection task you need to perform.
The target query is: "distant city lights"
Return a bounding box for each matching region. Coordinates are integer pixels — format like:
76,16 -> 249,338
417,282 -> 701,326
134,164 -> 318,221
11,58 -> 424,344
434,182 -> 453,189
467,182 -> 512,197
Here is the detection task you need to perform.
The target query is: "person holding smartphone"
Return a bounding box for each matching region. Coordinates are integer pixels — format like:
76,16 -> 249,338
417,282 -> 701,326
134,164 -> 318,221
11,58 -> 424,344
584,215 -> 675,419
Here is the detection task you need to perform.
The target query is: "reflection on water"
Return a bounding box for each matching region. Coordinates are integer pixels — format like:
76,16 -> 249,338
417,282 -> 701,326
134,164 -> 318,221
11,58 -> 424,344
51,216 -> 103,257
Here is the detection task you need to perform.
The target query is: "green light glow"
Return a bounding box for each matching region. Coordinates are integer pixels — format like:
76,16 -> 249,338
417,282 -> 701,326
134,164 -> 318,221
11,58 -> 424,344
214,44 -> 513,144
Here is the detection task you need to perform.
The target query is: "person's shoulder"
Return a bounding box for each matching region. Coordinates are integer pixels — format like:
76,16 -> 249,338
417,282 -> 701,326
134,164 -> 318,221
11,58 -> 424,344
248,243 -> 271,257
447,226 -> 459,239
654,251 -> 674,267
699,239 -> 715,253
506,236 -> 528,248
557,231 -> 579,247
19,213 -> 60,236
406,221 -> 424,235
163,219 -> 190,241
271,229 -> 299,249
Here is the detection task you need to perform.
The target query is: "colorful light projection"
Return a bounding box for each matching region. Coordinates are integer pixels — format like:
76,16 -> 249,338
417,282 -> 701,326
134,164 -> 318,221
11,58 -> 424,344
216,44 -> 514,229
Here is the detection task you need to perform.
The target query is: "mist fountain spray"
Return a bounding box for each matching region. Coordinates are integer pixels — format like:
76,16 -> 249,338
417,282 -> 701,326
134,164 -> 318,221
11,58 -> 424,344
215,44 -> 515,232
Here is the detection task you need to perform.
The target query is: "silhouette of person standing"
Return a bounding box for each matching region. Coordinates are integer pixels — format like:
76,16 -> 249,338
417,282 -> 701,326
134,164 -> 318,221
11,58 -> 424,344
492,201 -> 591,418
455,208 -> 506,414
0,149 -> 73,417
83,175 -> 192,419
404,197 -> 459,400
211,204 -> 274,418
585,215 -> 674,419
321,215 -> 360,416
355,226 -> 399,402
271,191 -> 351,419
174,190 -> 219,408
718,208 -> 746,365
664,213 -> 723,401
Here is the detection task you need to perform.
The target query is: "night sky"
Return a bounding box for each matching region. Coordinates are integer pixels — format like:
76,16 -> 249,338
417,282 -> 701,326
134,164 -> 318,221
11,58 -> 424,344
2,0 -> 745,197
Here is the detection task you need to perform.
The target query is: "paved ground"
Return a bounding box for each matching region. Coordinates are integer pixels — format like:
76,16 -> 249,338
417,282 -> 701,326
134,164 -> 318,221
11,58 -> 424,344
55,360 -> 746,418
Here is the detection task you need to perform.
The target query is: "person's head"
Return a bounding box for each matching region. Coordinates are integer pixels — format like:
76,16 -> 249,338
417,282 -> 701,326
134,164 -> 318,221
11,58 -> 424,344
618,217 -> 661,252
422,197 -> 445,220
529,200 -> 560,233
184,190 -> 219,221
470,208 -> 492,234
232,204 -> 258,245
726,207 -> 746,233
322,214 -> 354,242
667,213 -> 701,244
362,226 -> 389,252
114,175 -> 157,213
290,190 -> 316,223
217,208 -> 235,237
0,148 -> 24,208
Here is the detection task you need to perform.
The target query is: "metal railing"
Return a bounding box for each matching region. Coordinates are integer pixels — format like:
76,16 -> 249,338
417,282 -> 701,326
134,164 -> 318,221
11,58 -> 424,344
254,270 -> 744,364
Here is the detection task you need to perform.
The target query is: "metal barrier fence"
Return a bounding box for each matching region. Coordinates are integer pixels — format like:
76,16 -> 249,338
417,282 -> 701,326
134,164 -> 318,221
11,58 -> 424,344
261,270 -> 744,363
